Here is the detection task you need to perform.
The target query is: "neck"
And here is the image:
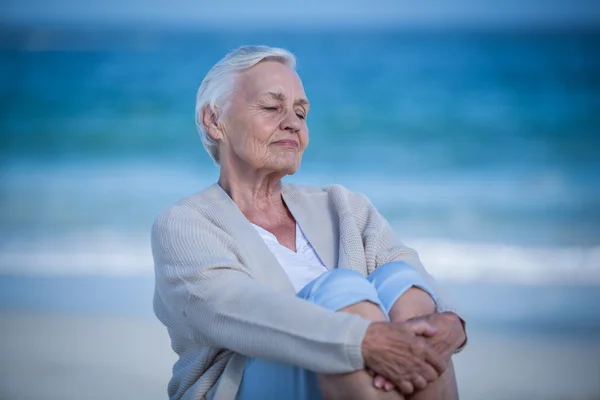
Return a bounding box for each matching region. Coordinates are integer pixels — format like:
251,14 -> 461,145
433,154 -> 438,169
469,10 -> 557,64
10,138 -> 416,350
218,160 -> 286,216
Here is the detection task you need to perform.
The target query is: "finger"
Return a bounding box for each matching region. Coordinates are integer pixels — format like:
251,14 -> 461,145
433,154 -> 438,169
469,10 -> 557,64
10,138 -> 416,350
375,376 -> 394,391
419,360 -> 441,382
399,380 -> 415,395
408,319 -> 438,337
424,347 -> 447,376
413,374 -> 428,391
373,375 -> 386,389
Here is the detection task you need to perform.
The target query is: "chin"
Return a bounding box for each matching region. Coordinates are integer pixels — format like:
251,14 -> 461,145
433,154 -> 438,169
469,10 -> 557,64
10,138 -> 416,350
268,155 -> 301,176
270,161 -> 300,176
276,164 -> 299,176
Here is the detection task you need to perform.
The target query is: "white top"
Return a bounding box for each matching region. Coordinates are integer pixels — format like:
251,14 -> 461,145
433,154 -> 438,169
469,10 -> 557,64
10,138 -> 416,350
251,223 -> 328,292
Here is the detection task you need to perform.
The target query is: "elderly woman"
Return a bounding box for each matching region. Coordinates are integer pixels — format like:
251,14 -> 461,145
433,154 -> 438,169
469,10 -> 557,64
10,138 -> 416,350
152,45 -> 467,400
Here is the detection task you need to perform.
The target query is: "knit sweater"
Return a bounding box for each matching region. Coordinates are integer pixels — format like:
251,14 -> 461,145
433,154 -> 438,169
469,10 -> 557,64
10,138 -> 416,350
151,182 -> 453,400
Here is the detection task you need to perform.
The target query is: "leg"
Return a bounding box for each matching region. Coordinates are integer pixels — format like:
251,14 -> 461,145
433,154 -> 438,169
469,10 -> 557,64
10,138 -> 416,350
236,269 -> 402,400
368,262 -> 460,400
389,287 -> 459,400
410,360 -> 458,400
317,301 -> 405,400
298,270 -> 404,400
388,286 -> 437,322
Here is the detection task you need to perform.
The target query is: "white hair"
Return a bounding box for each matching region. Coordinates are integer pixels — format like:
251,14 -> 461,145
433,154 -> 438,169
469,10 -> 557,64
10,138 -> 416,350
195,45 -> 297,164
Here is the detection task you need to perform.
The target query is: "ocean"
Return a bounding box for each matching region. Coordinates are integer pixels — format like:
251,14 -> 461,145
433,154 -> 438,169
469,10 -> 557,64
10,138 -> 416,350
0,27 -> 599,327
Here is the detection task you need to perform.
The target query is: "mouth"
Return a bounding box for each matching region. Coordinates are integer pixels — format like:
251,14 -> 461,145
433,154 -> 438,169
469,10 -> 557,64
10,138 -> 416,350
272,140 -> 299,148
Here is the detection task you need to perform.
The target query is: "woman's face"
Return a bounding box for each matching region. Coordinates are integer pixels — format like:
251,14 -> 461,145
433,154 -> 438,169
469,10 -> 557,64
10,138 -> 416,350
217,61 -> 309,175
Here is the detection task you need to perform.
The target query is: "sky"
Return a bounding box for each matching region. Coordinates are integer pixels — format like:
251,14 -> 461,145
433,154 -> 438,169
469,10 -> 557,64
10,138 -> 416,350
2,0 -> 600,28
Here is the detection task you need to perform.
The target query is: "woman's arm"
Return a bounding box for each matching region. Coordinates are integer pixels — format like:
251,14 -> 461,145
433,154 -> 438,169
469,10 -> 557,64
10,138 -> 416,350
151,203 -> 371,374
349,190 -> 467,350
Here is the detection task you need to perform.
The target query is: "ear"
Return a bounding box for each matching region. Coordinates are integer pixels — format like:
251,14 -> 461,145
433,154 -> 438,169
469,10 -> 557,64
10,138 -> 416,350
201,105 -> 223,141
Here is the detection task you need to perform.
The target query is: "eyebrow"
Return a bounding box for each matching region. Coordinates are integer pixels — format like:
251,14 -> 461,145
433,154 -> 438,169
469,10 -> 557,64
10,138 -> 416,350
264,91 -> 310,108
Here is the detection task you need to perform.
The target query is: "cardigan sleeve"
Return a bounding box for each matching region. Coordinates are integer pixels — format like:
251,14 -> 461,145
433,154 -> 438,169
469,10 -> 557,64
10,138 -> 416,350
351,191 -> 456,314
151,203 -> 371,374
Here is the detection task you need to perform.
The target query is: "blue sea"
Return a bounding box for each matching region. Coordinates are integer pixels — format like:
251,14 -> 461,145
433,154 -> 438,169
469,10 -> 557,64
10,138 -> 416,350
0,28 -> 599,334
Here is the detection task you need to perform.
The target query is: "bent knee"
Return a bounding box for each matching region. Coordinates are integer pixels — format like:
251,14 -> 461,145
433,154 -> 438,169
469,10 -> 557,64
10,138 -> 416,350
390,286 -> 436,321
339,301 -> 387,322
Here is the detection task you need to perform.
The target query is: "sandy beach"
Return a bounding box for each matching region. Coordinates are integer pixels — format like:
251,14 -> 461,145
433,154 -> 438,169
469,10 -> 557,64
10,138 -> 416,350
1,311 -> 599,400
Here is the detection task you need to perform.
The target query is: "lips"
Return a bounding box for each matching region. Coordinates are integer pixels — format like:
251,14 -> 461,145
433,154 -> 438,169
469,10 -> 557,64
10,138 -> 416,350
272,140 -> 299,148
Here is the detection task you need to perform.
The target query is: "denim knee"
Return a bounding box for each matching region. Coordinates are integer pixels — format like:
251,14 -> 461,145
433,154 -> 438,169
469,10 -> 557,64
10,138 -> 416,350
297,268 -> 386,314
367,261 -> 438,315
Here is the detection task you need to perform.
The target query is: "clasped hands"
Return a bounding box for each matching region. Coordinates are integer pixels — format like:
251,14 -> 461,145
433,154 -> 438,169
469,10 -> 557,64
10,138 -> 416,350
361,312 -> 466,396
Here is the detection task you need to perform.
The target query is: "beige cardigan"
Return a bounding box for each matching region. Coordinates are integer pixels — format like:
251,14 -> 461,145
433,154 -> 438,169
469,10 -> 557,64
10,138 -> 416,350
151,182 -> 454,400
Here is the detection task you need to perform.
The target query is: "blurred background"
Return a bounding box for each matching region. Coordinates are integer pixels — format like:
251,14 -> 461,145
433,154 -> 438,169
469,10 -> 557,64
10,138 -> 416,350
1,1 -> 599,399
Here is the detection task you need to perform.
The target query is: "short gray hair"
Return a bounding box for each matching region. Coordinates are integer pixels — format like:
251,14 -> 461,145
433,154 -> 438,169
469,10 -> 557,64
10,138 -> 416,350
195,45 -> 297,164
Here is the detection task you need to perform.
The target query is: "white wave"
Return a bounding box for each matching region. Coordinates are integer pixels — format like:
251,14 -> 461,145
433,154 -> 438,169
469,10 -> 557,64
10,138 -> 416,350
0,230 -> 599,284
0,230 -> 153,277
411,239 -> 600,285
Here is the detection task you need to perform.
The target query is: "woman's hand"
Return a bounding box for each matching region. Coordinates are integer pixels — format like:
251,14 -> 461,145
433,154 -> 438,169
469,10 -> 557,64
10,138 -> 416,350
369,313 -> 466,393
361,320 -> 446,396
406,312 -> 466,359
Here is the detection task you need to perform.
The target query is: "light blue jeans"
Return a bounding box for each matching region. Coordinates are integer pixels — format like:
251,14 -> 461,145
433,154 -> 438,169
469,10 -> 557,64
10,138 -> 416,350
236,261 -> 437,400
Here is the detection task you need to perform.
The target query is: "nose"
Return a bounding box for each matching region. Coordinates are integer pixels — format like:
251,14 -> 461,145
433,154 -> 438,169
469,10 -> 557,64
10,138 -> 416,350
280,108 -> 302,132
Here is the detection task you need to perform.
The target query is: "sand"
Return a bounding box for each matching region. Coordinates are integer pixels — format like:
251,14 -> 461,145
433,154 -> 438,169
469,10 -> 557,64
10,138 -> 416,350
1,311 -> 599,400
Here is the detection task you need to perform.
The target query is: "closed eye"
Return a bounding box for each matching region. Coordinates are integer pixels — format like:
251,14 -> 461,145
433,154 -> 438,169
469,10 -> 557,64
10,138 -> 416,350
263,106 -> 279,111
296,113 -> 306,120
